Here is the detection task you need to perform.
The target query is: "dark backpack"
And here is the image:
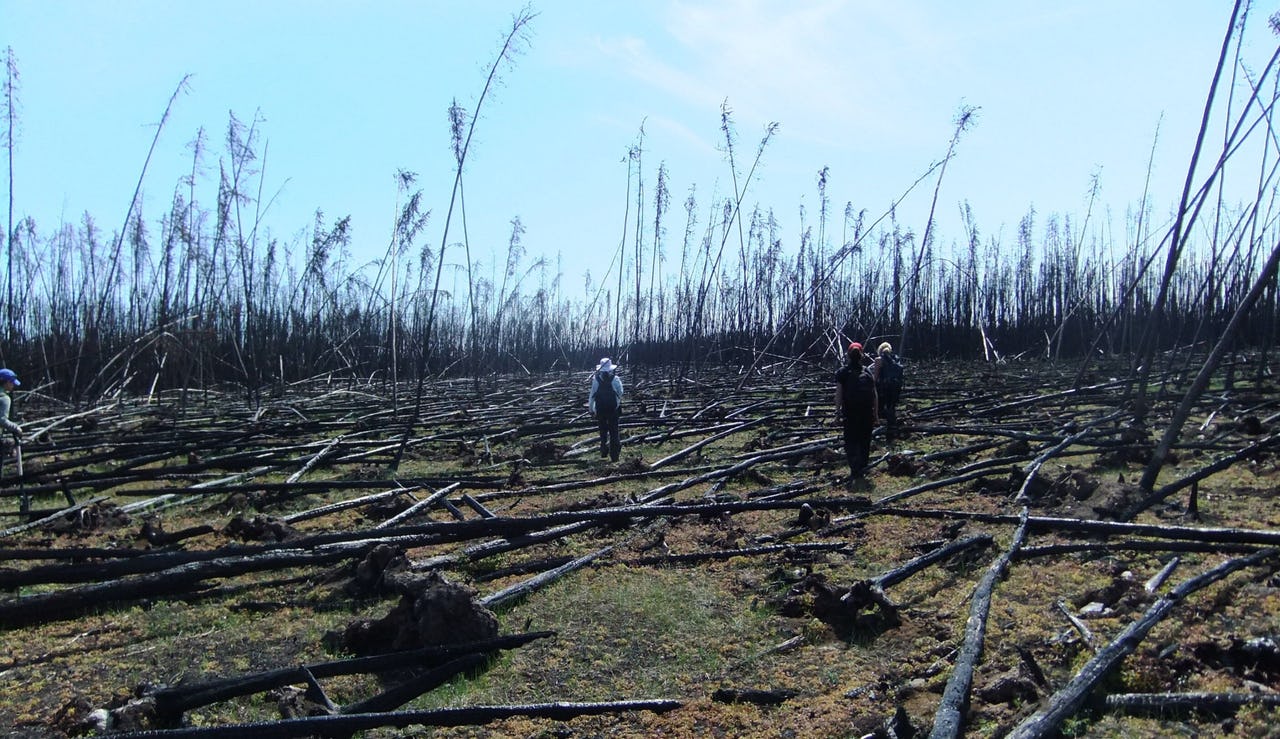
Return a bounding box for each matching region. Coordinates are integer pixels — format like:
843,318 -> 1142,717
878,354 -> 903,388
593,371 -> 618,413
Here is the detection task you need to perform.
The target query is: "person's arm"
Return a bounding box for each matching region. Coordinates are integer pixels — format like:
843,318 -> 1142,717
833,372 -> 845,418
613,377 -> 624,403
588,375 -> 599,415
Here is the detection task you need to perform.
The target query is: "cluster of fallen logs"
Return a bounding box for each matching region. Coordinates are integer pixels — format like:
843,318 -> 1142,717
2,360 -> 1279,735
77,632 -> 556,734
10,490 -> 1280,735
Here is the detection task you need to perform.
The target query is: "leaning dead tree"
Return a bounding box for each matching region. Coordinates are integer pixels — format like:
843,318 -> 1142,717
1136,234 -> 1280,499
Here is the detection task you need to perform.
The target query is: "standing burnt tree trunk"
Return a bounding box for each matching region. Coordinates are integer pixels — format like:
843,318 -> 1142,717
1131,0 -> 1244,419
897,105 -> 975,360
390,6 -> 534,471
2,46 -> 17,354
1133,3 -> 1280,496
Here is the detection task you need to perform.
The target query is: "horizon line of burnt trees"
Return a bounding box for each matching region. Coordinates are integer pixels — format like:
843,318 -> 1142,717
2,6 -> 1279,403
0,160 -> 1275,403
0,115 -> 1277,400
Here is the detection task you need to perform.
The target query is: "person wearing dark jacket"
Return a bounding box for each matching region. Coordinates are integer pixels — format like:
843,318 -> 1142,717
835,343 -> 878,478
588,358 -> 624,462
874,342 -> 903,439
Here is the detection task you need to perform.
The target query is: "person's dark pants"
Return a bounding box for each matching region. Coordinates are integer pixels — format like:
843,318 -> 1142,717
597,410 -> 621,462
879,384 -> 901,437
843,417 -> 873,476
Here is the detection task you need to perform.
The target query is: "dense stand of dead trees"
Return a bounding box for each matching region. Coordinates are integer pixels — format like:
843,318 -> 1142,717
5,160 -> 1280,400
2,8 -> 1280,399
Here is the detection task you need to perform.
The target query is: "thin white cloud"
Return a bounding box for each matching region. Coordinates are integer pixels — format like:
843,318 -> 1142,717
645,114 -> 721,157
592,1 -> 970,149
590,33 -> 720,115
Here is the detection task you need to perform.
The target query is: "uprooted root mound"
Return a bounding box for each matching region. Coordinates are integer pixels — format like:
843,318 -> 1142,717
328,544 -> 499,655
991,467 -> 1147,520
778,572 -> 902,639
48,502 -> 131,536
224,514 -> 297,542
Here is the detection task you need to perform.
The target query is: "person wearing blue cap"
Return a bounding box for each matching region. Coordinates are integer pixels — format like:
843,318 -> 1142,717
0,369 -> 21,482
0,369 -> 20,439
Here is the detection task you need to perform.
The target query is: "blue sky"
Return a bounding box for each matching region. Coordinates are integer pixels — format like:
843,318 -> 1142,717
3,1 -> 1278,298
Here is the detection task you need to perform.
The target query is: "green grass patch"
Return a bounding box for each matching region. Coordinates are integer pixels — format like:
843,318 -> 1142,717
420,565 -> 774,707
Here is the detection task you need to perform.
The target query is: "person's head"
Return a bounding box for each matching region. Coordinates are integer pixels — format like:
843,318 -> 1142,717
0,368 -> 19,391
597,358 -> 616,374
878,342 -> 893,357
846,342 -> 863,364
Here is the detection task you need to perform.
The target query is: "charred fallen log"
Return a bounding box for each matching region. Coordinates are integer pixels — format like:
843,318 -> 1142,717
480,538 -> 624,610
140,518 -> 216,546
930,509 -> 1030,739
1,497 -> 868,591
1016,539 -> 1261,560
108,699 -> 683,738
337,653 -> 487,715
0,544 -> 377,626
1104,691 -> 1280,716
623,541 -> 849,568
469,554 -> 577,583
711,687 -> 799,705
151,631 -> 553,720
875,507 -> 1280,548
282,487 -> 417,524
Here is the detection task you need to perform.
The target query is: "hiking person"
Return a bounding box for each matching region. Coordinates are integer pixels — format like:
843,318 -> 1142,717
835,343 -> 878,478
874,342 -> 904,439
588,358 -> 624,462
0,368 -> 22,478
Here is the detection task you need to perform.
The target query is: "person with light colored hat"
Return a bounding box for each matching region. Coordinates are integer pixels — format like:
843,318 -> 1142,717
873,342 -> 903,439
588,358 -> 624,462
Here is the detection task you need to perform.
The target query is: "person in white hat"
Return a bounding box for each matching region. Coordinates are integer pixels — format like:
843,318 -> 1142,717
873,342 -> 903,440
588,358 -> 624,462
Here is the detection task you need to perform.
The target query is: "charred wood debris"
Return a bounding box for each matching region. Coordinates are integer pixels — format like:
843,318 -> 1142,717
0,358 -> 1278,737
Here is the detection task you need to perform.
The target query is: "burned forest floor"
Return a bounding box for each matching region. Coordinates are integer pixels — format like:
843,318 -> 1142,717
2,357 -> 1280,738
